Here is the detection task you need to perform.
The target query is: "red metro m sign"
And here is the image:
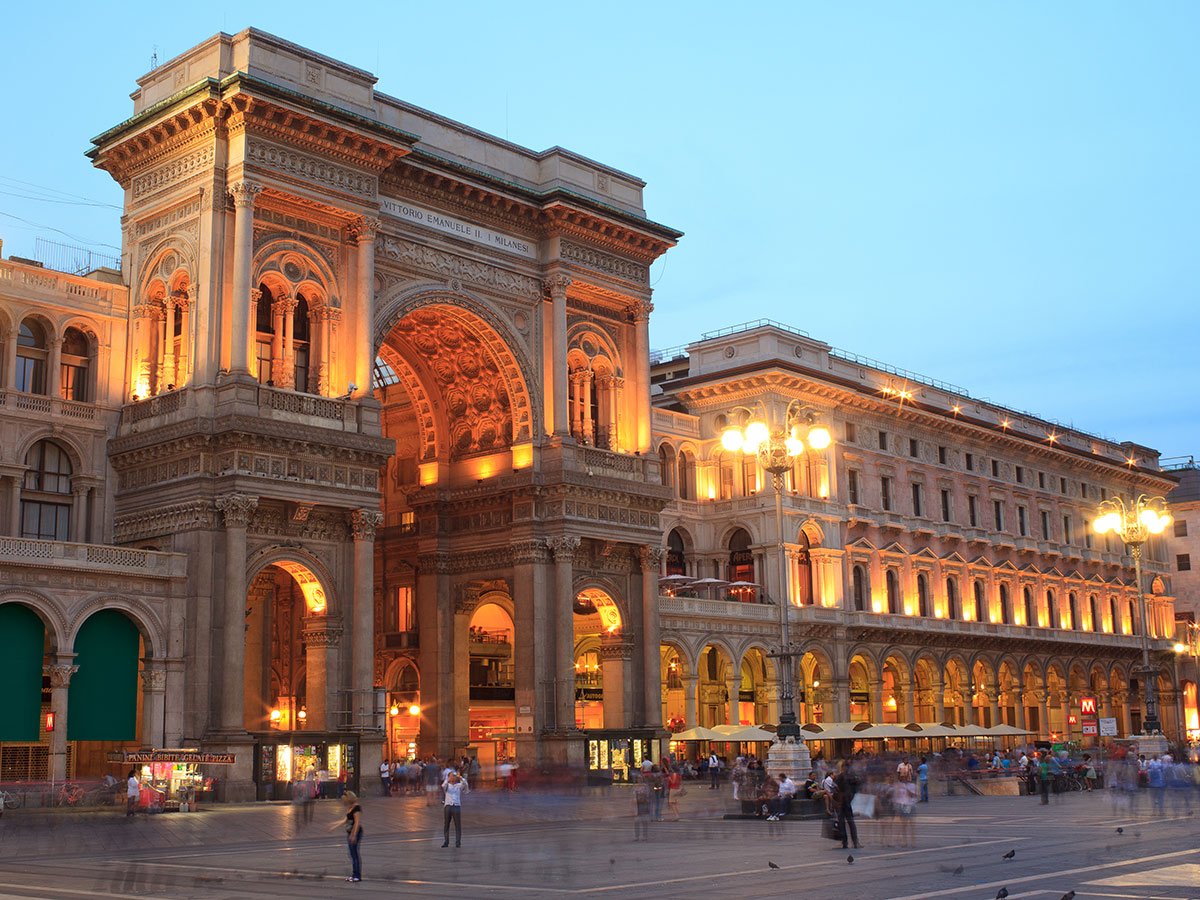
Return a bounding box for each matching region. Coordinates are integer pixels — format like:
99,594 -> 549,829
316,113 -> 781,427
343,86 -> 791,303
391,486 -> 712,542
1080,697 -> 1097,716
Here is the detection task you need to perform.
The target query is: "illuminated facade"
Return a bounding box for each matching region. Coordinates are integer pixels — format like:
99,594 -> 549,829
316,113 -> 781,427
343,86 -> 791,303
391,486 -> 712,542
652,322 -> 1186,744
0,29 -> 678,797
1165,463 -> 1200,737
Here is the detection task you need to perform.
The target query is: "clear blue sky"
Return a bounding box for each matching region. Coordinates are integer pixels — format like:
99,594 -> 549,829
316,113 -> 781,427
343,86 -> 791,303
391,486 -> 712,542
2,2 -> 1196,459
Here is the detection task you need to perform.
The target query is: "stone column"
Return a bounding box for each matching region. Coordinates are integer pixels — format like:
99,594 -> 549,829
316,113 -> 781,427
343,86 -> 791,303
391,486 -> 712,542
1060,694 -> 1072,740
162,298 -> 177,388
547,537 -> 580,731
725,675 -> 740,725
302,616 -> 342,732
227,181 -> 261,375
352,218 -> 379,397
569,371 -> 584,441
831,678 -> 851,723
547,274 -> 571,436
350,509 -> 383,727
177,296 -> 191,385
69,484 -> 88,542
581,369 -> 595,446
638,545 -> 665,729
600,636 -> 633,729
1015,693 -> 1027,730
684,673 -> 699,728
215,493 -> 257,732
626,299 -> 653,453
270,296 -> 286,385
7,476 -> 21,537
316,306 -> 334,395
868,679 -> 884,723
141,660 -> 167,748
902,680 -> 916,724
988,687 -> 1001,730
47,336 -> 62,399
932,678 -> 945,723
1038,693 -> 1051,740
43,659 -> 77,782
280,296 -> 299,390
961,688 -> 974,727
3,325 -> 16,389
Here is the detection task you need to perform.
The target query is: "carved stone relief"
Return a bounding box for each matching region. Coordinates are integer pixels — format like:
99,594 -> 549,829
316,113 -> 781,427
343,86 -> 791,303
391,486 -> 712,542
245,139 -> 377,198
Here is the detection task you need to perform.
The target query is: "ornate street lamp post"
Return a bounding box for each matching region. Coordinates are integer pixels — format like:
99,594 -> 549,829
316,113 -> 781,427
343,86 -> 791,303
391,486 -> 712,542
1093,494 -> 1172,735
722,401 -> 831,772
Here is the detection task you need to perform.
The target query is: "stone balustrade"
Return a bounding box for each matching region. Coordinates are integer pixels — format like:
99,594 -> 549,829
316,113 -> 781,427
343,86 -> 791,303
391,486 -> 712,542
1,389 -> 104,423
0,536 -> 187,577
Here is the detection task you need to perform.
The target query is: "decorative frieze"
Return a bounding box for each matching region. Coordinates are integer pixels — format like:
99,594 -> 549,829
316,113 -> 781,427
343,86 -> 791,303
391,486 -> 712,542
216,493 -> 258,528
253,206 -> 343,242
132,146 -> 215,200
546,535 -> 582,562
245,140 -> 376,198
511,539 -> 551,565
135,200 -> 201,237
350,508 -> 384,541
377,236 -> 542,299
113,499 -> 216,542
561,241 -> 648,284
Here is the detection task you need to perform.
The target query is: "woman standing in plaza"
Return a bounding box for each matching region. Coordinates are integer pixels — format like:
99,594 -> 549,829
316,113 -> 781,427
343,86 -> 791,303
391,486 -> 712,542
333,790 -> 364,882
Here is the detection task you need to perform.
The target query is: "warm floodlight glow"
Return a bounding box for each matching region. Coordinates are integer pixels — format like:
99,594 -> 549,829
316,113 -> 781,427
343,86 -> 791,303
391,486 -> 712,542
785,437 -> 803,456
746,421 -> 769,444
1175,643 -> 1188,654
721,427 -> 744,451
389,705 -> 400,716
742,438 -> 759,454
807,426 -> 831,449
409,704 -> 421,716
269,709 -> 281,722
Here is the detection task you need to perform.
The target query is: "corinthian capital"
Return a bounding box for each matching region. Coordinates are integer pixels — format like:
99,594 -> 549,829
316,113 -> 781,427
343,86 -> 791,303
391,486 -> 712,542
351,216 -> 381,243
228,180 -> 263,209
544,273 -> 572,299
43,664 -> 79,688
625,298 -> 654,323
350,508 -> 384,541
216,493 -> 258,527
637,545 -> 666,570
546,535 -> 582,562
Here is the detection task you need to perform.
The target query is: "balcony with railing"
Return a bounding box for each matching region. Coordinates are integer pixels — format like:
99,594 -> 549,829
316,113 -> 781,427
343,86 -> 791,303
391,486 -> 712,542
657,593 -> 778,622
1,389 -> 108,424
0,536 -> 186,578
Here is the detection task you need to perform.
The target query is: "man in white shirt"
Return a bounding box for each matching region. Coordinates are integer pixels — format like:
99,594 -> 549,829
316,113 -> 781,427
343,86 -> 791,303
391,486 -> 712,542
380,759 -> 391,796
441,771 -> 468,847
126,769 -> 140,817
777,773 -> 797,817
708,753 -> 720,789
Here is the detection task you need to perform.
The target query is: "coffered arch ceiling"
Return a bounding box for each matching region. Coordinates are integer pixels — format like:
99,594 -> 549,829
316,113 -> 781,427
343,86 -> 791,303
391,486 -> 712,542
379,303 -> 533,461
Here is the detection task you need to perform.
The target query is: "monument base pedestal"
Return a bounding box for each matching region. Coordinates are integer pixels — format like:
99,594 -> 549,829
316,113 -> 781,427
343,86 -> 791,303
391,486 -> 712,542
766,736 -> 812,779
1131,733 -> 1168,756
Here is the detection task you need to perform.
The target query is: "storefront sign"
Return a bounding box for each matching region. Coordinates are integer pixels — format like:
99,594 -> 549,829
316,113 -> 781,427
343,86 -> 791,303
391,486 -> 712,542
1080,697 -> 1097,716
107,750 -> 236,765
1082,722 -> 1098,736
1098,717 -> 1118,736
378,198 -> 536,258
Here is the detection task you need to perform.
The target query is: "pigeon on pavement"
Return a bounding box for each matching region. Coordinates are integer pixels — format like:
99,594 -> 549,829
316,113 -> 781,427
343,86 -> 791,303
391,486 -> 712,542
1002,849 -> 1016,860
1059,892 -> 1075,900
768,861 -> 780,870
952,865 -> 964,875
996,889 -> 1009,900
847,855 -> 854,864
1115,827 -> 1123,834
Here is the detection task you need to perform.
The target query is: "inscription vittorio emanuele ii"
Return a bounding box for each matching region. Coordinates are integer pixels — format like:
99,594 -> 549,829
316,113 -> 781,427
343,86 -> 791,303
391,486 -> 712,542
379,198 -> 536,259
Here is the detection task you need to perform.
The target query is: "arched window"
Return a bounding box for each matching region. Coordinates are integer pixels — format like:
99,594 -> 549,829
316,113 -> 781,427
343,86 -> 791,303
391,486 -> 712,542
886,569 -> 901,614
852,565 -> 867,611
947,577 -> 959,620
1000,584 -> 1012,625
59,327 -> 90,401
1128,601 -> 1138,636
666,529 -> 686,577
293,295 -> 311,392
1023,587 -> 1036,626
1067,592 -> 1078,631
917,573 -> 930,617
1046,589 -> 1057,628
1090,594 -> 1100,632
1110,597 -> 1119,633
20,440 -> 72,540
255,284 -> 276,385
728,529 -> 754,584
973,580 -> 985,621
658,444 -> 676,493
16,319 -> 48,394
678,451 -> 693,500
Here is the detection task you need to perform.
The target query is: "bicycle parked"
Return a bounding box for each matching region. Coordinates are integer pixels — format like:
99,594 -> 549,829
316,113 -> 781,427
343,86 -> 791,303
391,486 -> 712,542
0,789 -> 22,811
54,783 -> 85,807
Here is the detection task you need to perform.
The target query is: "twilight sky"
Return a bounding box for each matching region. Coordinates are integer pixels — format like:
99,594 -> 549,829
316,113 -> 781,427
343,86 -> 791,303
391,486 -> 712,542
1,2 -> 1196,459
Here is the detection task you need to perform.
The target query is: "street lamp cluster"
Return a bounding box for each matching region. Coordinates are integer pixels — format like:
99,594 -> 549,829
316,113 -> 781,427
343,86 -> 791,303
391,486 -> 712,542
1093,494 -> 1172,735
719,401 -> 832,754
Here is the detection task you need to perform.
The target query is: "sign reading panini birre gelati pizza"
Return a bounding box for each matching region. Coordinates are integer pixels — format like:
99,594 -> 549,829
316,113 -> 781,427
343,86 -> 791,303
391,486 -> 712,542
106,750 -> 236,765
379,198 -> 536,258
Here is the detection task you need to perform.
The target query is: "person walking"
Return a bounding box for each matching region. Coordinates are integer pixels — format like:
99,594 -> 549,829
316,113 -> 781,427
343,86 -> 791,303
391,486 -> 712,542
708,752 -> 721,789
380,759 -> 391,797
917,757 -> 930,803
834,760 -> 861,850
125,769 -> 140,817
441,771 -> 468,847
334,790 -> 363,882
665,766 -> 683,821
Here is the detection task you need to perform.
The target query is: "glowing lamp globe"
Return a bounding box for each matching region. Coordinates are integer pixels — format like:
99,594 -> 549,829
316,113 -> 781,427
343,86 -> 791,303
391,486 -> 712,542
721,428 -> 744,451
807,427 -> 831,450
745,421 -> 770,444
784,437 -> 803,456
409,704 -> 421,716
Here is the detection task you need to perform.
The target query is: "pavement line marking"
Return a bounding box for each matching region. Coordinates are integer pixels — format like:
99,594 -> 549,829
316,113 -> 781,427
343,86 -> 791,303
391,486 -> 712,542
1076,894 -> 1196,900
876,847 -> 1200,900
0,886 -> 156,900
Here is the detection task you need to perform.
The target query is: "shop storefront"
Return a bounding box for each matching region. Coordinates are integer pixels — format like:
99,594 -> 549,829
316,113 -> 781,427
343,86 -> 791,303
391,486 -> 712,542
252,733 -> 358,801
584,730 -> 659,784
107,750 -> 233,811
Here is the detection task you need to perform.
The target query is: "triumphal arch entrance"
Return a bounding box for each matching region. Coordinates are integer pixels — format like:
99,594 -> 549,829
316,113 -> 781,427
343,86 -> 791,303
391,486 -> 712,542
90,28 -> 679,796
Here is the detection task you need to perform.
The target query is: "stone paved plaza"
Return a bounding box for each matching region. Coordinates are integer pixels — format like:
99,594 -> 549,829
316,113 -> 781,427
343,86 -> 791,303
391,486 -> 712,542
0,786 -> 1197,900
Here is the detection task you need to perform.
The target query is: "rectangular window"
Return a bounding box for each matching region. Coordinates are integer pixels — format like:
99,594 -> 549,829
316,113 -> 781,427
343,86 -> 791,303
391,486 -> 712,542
1038,472 -> 1046,489
968,495 -> 978,527
994,500 -> 1004,531
741,456 -> 757,496
16,356 -> 46,394
941,489 -> 952,523
1015,466 -> 1024,484
938,445 -> 948,465
881,476 -> 892,511
1100,487 -> 1107,500
19,501 -> 70,541
878,431 -> 889,451
845,422 -> 857,443
1175,520 -> 1188,538
847,470 -> 860,506
1178,554 -> 1192,572
909,438 -> 920,458
1063,515 -> 1072,544
1080,482 -> 1088,500
991,460 -> 1000,478
294,347 -> 310,393
965,453 -> 974,472
1018,506 -> 1027,536
719,460 -> 734,500
1040,510 -> 1050,539
395,585 -> 415,632
256,340 -> 273,385
1084,522 -> 1093,549
1060,476 -> 1067,493
911,482 -> 923,517
60,364 -> 88,401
